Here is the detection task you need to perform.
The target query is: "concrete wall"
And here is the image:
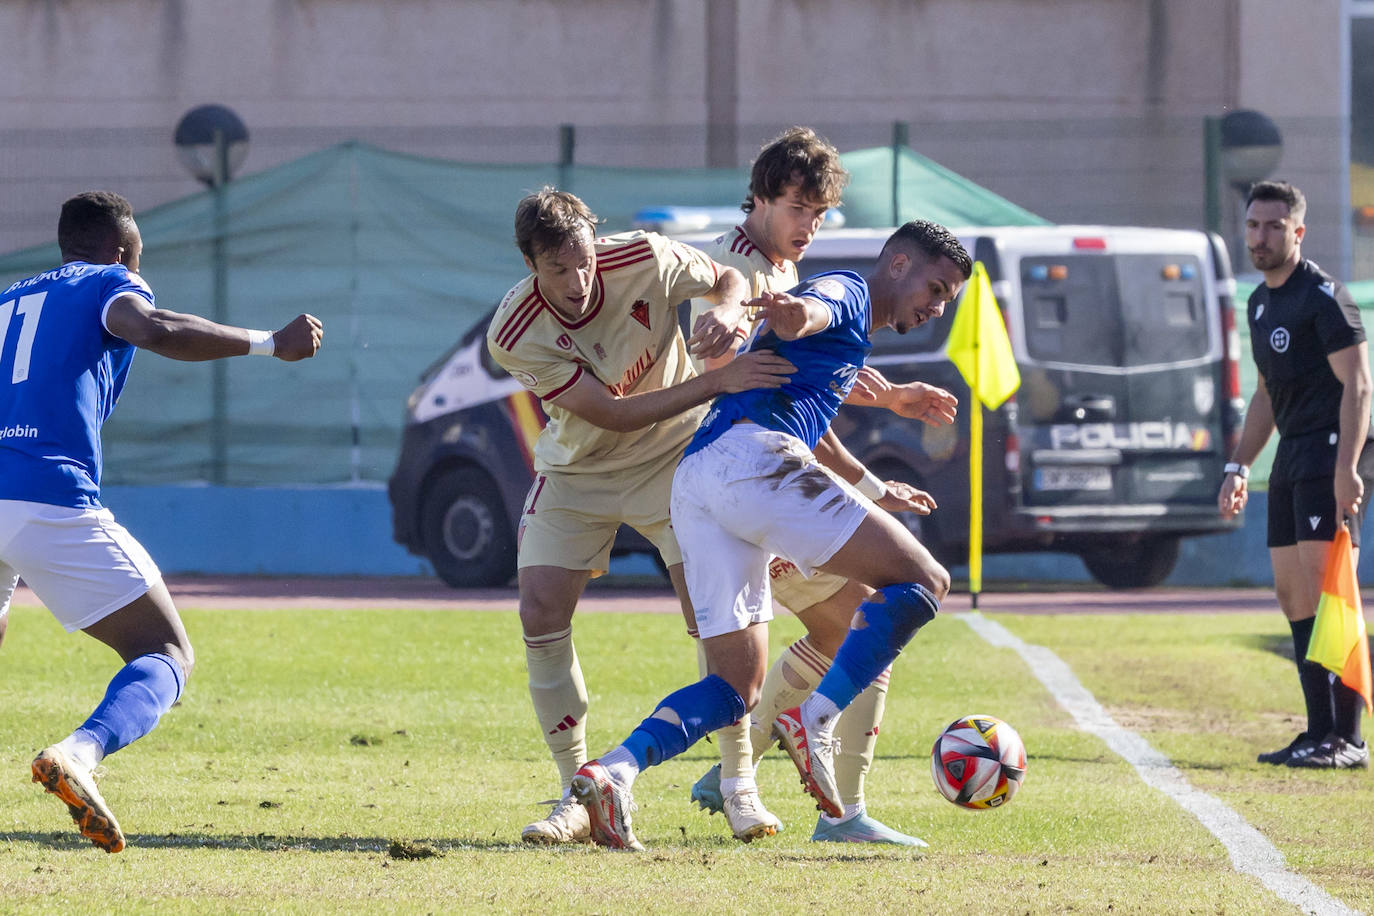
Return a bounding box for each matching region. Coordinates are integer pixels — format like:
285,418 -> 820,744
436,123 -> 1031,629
0,0 -> 1350,269
1234,0 -> 1350,277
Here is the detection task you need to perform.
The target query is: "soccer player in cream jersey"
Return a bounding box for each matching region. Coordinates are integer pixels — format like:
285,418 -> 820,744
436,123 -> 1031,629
0,191 -> 323,852
487,188 -> 793,844
571,220 -> 972,850
686,127 -> 959,846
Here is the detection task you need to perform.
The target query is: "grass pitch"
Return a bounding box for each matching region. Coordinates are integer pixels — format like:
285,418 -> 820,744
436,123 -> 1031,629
2,599 -> 1371,914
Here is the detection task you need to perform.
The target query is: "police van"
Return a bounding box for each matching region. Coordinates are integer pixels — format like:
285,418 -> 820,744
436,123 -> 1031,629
389,215 -> 1244,588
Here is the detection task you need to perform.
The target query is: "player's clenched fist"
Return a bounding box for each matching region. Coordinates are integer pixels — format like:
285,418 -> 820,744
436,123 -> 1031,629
273,314 -> 324,361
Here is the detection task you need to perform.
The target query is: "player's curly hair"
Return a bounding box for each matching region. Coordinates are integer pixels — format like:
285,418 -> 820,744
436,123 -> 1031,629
742,127 -> 849,214
885,220 -> 973,279
1246,180 -> 1307,225
58,190 -> 135,260
514,187 -> 600,264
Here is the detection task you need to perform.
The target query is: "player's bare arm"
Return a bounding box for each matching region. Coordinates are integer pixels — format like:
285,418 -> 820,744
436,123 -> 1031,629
812,428 -> 933,515
547,350 -> 795,433
1327,341 -> 1372,517
751,290 -> 830,340
812,428 -> 865,481
1218,373 -> 1276,519
686,265 -> 753,359
105,293 -> 323,362
846,367 -> 958,426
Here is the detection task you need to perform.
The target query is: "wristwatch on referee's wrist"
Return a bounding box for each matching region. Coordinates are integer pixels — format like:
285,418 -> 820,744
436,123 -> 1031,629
1223,461 -> 1250,480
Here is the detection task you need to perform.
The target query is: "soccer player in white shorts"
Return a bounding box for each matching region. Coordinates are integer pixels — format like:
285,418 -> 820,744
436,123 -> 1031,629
569,221 -> 972,850
0,191 -> 323,852
685,128 -> 960,845
485,188 -> 793,844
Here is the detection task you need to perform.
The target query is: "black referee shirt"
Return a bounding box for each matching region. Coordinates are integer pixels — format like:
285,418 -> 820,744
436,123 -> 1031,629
1248,258 -> 1366,479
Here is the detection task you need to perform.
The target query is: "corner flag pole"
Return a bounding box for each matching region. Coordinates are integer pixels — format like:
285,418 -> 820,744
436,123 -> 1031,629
946,261 -> 1020,614
969,317 -> 984,611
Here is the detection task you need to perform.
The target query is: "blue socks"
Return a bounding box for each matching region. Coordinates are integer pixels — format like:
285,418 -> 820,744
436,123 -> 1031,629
75,653 -> 185,758
623,674 -> 745,770
817,583 -> 938,710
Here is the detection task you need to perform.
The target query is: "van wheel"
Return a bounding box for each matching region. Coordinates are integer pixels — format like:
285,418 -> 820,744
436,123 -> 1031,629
421,468 -> 516,588
1080,536 -> 1180,589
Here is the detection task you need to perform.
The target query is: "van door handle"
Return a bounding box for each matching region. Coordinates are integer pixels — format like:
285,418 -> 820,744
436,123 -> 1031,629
1062,394 -> 1115,419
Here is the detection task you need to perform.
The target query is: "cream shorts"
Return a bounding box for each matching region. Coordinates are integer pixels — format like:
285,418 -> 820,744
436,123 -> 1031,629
517,446 -> 683,575
769,557 -> 848,612
672,424 -> 869,639
0,499 -> 161,632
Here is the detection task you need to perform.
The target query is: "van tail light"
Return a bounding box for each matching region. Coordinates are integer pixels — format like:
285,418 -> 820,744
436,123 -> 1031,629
1221,306 -> 1242,402
1002,396 -> 1022,497
1218,285 -> 1245,457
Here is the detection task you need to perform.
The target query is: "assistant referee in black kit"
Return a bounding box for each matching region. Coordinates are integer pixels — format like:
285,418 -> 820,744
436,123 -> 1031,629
1219,179 -> 1372,770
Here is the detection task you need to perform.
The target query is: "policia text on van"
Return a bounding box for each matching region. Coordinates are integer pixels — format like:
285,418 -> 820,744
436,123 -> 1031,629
388,223 -> 1243,589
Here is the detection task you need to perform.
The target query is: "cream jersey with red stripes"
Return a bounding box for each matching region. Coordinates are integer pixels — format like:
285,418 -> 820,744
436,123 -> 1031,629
487,230 -> 721,474
687,225 -> 796,375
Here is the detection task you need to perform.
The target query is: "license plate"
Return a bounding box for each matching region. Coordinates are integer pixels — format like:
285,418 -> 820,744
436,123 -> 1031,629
1034,466 -> 1112,491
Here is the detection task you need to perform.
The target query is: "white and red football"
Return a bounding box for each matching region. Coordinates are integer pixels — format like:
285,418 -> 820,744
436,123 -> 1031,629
930,714 -> 1027,809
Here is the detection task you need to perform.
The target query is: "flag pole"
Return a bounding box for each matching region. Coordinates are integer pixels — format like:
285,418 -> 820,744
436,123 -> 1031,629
969,307 -> 983,611
947,261 -> 1019,615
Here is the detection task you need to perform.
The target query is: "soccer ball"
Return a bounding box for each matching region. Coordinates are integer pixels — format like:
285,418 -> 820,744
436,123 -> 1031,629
930,714 -> 1027,809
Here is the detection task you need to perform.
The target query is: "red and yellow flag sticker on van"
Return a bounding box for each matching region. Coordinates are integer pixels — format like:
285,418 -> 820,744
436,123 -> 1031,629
503,390 -> 547,473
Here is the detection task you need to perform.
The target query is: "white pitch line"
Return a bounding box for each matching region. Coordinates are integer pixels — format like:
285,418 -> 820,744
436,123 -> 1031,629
959,612 -> 1360,916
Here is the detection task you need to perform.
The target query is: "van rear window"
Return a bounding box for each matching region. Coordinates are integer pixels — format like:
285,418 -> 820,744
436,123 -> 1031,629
1020,254 -> 1209,367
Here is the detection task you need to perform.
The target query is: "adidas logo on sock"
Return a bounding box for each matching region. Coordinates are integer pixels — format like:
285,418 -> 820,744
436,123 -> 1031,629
548,715 -> 578,735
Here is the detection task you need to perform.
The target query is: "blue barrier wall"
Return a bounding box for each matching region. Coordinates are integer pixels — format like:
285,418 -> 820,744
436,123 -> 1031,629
101,486 -> 1371,586
102,485 -> 433,577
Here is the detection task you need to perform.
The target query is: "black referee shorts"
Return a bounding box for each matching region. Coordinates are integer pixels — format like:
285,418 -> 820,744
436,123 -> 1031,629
1267,441 -> 1374,549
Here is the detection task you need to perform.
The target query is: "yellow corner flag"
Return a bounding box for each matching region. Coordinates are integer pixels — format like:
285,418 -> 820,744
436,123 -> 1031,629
946,261 -> 1020,410
1307,527 -> 1373,715
945,261 -> 1020,605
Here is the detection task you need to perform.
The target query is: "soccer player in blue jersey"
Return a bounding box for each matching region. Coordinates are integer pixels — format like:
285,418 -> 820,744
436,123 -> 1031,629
569,220 -> 972,848
0,191 -> 323,852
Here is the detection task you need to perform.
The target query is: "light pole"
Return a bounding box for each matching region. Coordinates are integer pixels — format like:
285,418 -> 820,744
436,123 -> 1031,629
173,105 -> 250,485
1204,109 -> 1283,254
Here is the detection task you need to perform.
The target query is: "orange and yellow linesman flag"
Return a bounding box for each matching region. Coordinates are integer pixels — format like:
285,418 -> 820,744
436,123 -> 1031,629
946,261 -> 1021,605
1306,527 -> 1372,715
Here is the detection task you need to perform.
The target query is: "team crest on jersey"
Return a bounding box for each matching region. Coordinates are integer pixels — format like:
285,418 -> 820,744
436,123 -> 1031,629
1269,327 -> 1290,353
630,299 -> 651,330
807,277 -> 847,301
556,333 -> 574,350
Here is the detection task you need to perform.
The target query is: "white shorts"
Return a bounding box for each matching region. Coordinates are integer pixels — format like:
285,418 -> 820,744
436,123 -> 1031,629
671,424 -> 869,640
0,499 -> 162,632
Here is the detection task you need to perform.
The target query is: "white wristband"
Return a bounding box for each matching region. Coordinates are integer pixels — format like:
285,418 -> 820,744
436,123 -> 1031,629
855,468 -> 887,500
1223,462 -> 1250,480
246,329 -> 275,357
